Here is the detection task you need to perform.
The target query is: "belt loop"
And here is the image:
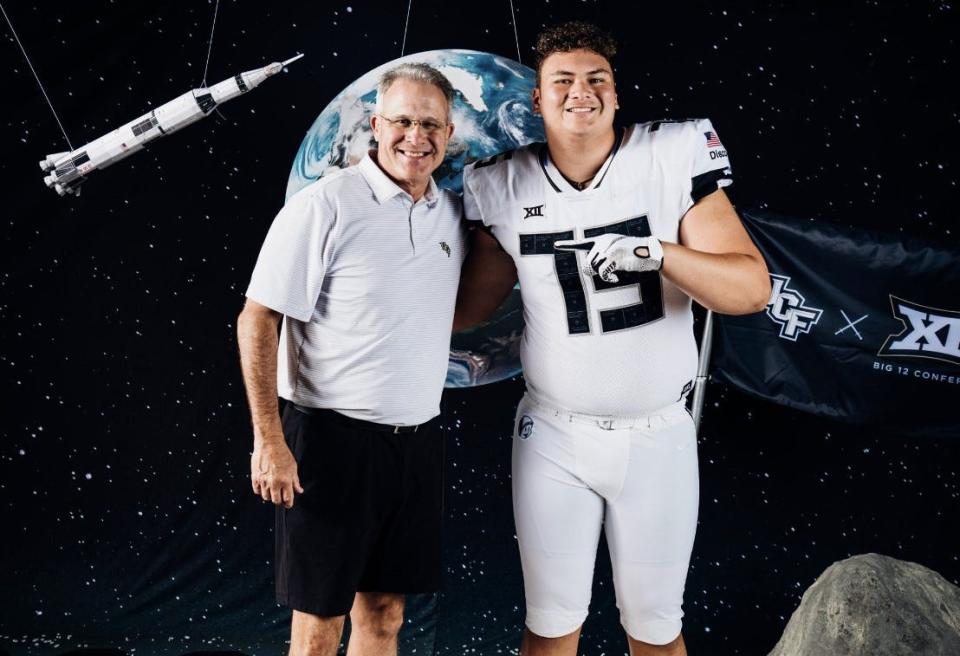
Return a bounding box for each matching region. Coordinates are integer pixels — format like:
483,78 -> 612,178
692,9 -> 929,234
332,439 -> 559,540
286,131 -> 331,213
393,425 -> 401,434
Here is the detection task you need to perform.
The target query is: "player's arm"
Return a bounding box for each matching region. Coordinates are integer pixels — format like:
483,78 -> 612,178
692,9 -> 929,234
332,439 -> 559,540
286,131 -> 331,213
663,188 -> 770,315
453,229 -> 518,331
555,189 -> 769,314
236,298 -> 303,508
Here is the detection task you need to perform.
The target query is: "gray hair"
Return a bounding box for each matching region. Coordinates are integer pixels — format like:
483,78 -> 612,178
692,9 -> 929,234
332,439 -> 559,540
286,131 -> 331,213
375,63 -> 455,119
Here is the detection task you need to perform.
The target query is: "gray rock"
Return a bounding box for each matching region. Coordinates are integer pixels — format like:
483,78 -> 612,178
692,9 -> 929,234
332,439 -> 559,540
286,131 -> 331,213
769,553 -> 960,656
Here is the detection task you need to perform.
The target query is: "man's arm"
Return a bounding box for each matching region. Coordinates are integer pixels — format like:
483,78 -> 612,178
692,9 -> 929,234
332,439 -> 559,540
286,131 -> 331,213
236,298 -> 303,508
453,229 -> 518,331
663,188 -> 771,315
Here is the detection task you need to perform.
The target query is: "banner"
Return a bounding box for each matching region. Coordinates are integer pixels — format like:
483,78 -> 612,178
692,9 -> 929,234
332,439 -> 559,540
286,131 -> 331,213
712,210 -> 960,438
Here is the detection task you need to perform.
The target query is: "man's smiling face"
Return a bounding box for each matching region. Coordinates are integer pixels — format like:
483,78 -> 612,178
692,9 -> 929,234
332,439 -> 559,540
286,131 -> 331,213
371,78 -> 453,200
533,48 -> 618,139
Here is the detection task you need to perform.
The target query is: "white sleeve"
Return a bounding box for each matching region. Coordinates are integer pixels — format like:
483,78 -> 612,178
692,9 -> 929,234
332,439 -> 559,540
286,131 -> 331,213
245,186 -> 336,322
462,164 -> 488,228
688,118 -> 733,202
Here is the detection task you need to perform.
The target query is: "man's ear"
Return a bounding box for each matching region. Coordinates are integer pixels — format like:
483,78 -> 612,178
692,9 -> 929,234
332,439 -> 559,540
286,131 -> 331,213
532,87 -> 541,114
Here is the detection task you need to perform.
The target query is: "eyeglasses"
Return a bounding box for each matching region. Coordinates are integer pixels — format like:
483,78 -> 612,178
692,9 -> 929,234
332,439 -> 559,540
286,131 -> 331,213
377,114 -> 448,134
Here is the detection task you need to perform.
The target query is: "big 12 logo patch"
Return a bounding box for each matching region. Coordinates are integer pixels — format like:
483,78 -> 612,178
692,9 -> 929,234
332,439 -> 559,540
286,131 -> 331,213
878,296 -> 960,366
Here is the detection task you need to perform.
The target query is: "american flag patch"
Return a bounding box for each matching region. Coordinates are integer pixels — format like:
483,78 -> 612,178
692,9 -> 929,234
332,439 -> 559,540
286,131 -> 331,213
705,131 -> 722,148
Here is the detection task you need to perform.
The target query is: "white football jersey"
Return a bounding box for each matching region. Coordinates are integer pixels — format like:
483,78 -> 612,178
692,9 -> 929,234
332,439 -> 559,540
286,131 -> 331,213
463,119 -> 733,416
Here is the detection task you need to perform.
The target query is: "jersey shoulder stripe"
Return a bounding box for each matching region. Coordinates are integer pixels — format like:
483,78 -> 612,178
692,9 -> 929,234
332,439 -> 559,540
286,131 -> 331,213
465,143 -> 542,183
624,118 -> 733,202
463,143 -> 543,224
627,118 -> 707,149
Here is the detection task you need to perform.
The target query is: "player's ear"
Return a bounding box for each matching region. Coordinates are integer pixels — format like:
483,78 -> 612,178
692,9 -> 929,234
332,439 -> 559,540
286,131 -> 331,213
370,114 -> 381,142
446,121 -> 455,140
532,87 -> 541,114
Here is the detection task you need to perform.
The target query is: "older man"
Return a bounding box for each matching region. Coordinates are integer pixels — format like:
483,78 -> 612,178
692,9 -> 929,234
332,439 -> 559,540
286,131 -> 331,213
237,63 -> 464,656
455,22 -> 770,656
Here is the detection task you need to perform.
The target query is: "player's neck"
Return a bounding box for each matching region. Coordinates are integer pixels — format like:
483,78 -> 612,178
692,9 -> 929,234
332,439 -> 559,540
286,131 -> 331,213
546,127 -> 616,188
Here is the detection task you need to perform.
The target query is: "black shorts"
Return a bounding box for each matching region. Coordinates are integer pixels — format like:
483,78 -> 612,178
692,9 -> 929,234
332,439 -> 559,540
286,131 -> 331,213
275,402 -> 444,617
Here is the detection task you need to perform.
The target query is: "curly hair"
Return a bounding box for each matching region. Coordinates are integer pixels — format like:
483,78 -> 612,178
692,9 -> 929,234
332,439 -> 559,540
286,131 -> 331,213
534,21 -> 618,81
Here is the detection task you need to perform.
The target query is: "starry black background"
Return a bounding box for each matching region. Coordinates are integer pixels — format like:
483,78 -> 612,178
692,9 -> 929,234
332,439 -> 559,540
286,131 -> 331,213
1,1 -> 958,655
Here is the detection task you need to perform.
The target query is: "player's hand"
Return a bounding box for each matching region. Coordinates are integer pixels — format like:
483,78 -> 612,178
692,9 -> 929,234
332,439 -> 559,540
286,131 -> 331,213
555,233 -> 663,283
251,440 -> 304,509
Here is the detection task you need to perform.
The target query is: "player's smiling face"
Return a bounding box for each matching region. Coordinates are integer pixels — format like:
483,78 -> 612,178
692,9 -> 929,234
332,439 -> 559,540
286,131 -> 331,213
371,78 -> 454,200
533,49 -> 618,138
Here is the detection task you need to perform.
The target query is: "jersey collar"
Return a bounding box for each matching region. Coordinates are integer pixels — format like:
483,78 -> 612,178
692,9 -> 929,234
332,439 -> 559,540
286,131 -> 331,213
538,127 -> 625,194
359,151 -> 439,206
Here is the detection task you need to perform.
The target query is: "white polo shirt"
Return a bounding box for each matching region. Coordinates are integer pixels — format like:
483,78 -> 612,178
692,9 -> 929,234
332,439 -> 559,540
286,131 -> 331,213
246,152 -> 466,425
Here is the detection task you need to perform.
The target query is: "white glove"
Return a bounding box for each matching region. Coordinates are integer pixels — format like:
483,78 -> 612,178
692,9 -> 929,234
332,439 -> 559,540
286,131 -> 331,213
554,233 -> 663,283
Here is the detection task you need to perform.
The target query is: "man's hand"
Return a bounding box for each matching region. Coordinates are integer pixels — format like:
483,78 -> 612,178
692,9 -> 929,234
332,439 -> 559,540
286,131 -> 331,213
238,300 -> 302,507
555,233 -> 664,283
251,439 -> 304,509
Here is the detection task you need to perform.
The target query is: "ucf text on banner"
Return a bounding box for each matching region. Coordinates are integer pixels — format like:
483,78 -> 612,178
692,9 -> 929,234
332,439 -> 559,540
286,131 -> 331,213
712,210 -> 960,438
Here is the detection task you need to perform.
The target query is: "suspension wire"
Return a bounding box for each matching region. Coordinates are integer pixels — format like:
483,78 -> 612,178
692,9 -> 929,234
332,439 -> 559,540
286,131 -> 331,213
508,0 -> 521,64
201,0 -> 220,88
0,1 -> 74,150
199,0 -> 228,121
400,0 -> 412,56
201,0 -> 220,86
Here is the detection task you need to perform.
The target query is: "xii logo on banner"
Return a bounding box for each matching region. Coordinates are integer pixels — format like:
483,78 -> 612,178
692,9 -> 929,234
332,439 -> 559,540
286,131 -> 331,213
878,296 -> 960,366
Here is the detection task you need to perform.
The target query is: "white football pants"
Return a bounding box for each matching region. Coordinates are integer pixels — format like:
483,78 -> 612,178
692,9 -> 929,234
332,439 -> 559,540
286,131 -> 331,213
512,392 -> 699,645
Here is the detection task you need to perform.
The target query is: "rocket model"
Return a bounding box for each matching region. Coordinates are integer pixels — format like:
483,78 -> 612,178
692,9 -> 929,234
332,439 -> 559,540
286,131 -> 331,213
39,54 -> 304,196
